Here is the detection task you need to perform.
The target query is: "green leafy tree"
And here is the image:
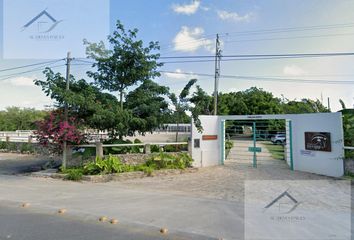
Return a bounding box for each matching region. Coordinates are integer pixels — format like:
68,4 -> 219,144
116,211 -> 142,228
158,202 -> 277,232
282,99 -> 329,114
34,68 -> 119,132
84,20 -> 162,110
170,79 -> 197,141
125,80 -> 170,134
0,107 -> 48,131
339,99 -> 354,158
190,85 -> 214,115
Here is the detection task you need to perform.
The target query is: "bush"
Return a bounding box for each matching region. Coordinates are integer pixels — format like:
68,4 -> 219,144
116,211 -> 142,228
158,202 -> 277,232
83,155 -> 124,175
7,142 -> 17,151
0,141 -> 7,149
62,168 -> 83,181
73,147 -> 96,160
103,139 -> 143,154
225,140 -> 234,158
150,144 -> 160,153
69,153 -> 194,178
20,143 -> 35,153
146,152 -> 193,170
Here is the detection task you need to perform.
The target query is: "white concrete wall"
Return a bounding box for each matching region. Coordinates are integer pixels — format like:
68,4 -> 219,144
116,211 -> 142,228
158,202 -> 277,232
191,116 -> 221,167
289,112 -> 344,177
192,113 -> 344,177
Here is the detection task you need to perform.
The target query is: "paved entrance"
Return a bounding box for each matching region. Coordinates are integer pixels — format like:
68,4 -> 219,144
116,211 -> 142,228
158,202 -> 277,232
227,140 -> 288,169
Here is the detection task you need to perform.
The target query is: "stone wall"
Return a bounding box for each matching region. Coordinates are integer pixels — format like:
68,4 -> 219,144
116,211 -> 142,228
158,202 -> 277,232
67,152 -> 182,167
0,142 -> 52,156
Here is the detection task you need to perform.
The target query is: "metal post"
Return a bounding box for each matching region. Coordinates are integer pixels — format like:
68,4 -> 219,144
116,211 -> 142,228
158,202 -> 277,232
221,120 -> 225,165
289,121 -> 294,171
253,122 -> 257,168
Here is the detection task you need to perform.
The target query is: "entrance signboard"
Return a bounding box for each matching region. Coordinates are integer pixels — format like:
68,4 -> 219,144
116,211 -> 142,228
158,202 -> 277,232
305,132 -> 331,152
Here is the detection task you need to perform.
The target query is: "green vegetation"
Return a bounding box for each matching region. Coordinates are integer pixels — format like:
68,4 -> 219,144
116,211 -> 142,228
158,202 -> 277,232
225,139 -> 234,158
61,153 -> 193,181
61,168 -> 84,181
263,142 -> 285,160
0,107 -> 48,131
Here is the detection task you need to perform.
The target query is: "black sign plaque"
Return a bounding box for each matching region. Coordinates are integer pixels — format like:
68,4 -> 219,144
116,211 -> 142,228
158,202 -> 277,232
305,132 -> 331,152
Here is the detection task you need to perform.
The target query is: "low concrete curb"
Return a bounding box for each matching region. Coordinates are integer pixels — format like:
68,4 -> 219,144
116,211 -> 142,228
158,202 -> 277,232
30,168 -> 199,183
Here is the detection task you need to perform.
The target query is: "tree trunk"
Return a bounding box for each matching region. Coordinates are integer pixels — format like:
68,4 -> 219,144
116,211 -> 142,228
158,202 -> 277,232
119,91 -> 124,110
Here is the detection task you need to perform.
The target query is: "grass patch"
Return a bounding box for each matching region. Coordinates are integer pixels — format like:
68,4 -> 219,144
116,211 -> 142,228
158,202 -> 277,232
263,142 -> 284,160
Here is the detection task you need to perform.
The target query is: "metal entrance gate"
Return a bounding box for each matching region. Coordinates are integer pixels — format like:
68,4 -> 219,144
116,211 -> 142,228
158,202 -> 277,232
222,119 -> 293,169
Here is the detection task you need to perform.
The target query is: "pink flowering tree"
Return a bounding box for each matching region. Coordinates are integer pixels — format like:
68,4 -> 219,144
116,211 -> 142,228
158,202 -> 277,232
35,111 -> 87,154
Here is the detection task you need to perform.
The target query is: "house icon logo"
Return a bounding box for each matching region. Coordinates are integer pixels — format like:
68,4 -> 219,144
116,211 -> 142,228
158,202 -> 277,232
22,9 -> 63,33
264,189 -> 301,214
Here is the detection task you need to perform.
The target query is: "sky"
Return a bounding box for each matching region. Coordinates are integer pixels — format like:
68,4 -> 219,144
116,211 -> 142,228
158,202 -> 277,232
0,0 -> 354,111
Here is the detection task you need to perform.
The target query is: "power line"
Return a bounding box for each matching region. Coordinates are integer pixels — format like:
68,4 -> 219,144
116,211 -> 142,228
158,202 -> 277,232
224,32 -> 354,44
0,64 -> 66,81
158,22 -> 354,53
0,59 -> 65,73
161,52 -> 354,59
73,59 -> 96,64
160,70 -> 354,85
220,22 -> 354,37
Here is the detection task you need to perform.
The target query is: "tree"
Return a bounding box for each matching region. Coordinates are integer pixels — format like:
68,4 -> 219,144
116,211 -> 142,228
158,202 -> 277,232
170,79 -> 197,141
190,85 -> 213,115
125,80 -> 170,134
34,68 -> 119,132
84,20 -> 162,110
0,107 -> 48,131
35,111 -> 87,154
339,99 -> 354,158
282,99 -> 329,114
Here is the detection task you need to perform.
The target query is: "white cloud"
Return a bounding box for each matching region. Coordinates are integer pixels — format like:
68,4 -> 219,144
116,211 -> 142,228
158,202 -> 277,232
217,10 -> 254,22
283,65 -> 307,76
164,69 -> 197,80
172,0 -> 200,15
3,76 -> 36,87
173,26 -> 214,53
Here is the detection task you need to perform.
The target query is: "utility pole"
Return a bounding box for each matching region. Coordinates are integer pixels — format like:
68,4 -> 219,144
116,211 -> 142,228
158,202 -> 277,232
62,52 -> 72,169
213,34 -> 221,115
327,97 -> 331,112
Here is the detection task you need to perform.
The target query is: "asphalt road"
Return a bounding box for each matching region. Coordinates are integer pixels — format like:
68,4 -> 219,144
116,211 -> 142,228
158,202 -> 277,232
0,154 -> 49,175
0,204 -> 213,240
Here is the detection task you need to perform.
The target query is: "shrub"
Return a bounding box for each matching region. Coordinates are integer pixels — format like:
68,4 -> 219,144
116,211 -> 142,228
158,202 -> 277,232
73,147 -> 96,160
20,143 -> 35,153
150,144 -> 160,153
83,155 -> 123,175
103,139 -> 142,154
146,152 -> 193,170
35,111 -> 87,154
63,168 -> 83,181
7,142 -> 17,151
225,140 -> 234,158
0,141 -> 7,149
